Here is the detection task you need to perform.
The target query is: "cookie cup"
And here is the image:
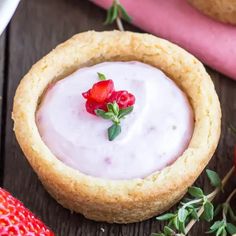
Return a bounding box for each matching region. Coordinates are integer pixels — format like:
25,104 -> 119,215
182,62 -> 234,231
188,0 -> 236,24
12,31 -> 221,223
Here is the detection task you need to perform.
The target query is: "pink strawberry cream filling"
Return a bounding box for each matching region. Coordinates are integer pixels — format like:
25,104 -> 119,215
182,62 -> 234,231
36,61 -> 194,180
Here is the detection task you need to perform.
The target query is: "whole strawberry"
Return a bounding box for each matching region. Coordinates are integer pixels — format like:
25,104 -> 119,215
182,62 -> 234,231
0,187 -> 54,236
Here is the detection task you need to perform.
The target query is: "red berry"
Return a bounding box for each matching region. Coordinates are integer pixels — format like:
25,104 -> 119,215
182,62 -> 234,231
85,100 -> 107,115
108,90 -> 135,109
83,80 -> 114,103
0,187 -> 54,236
82,91 -> 89,99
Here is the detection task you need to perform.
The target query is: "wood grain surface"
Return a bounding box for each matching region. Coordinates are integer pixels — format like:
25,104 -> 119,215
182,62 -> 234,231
0,0 -> 235,235
0,32 -> 6,184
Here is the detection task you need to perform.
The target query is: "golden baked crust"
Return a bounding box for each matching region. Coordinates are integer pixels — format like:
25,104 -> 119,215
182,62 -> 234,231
188,0 -> 236,24
12,31 -> 221,223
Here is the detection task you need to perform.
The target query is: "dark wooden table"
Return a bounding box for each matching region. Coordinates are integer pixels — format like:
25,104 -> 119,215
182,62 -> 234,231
0,0 -> 235,235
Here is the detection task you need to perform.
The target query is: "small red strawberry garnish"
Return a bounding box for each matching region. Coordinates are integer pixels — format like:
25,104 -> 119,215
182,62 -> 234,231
0,187 -> 54,236
85,100 -> 107,115
82,79 -> 114,103
82,72 -> 135,141
108,90 -> 135,109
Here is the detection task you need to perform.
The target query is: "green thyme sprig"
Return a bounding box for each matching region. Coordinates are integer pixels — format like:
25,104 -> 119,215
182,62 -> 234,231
154,186 -> 214,236
152,167 -> 235,236
208,188 -> 236,236
95,102 -> 133,141
104,0 -> 132,31
97,72 -> 106,81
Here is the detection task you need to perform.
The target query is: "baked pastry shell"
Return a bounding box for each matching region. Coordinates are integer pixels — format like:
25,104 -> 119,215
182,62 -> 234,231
188,0 -> 236,24
12,31 -> 221,223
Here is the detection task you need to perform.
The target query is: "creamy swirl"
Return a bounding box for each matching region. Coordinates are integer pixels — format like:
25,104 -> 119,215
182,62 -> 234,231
36,61 -> 194,180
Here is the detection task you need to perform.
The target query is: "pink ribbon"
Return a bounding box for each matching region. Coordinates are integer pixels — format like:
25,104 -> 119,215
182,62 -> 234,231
92,0 -> 236,80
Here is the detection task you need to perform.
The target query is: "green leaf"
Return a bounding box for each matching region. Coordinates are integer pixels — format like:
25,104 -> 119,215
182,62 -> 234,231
107,103 -> 113,112
117,4 -> 132,22
97,72 -> 106,81
104,6 -> 113,24
207,221 -> 225,233
106,102 -> 116,113
118,106 -> 134,119
107,102 -> 119,117
179,221 -> 186,234
112,102 -> 119,116
173,217 -> 180,231
95,109 -> 114,119
178,208 -> 188,223
206,169 -> 222,189
202,201 -> 214,222
163,226 -> 175,236
104,1 -> 132,26
167,219 -> 174,228
226,223 -> 236,234
190,207 -> 199,220
188,186 -> 204,198
156,213 -> 175,221
108,124 -> 121,141
216,226 -> 225,236
222,228 -> 227,236
110,5 -> 118,23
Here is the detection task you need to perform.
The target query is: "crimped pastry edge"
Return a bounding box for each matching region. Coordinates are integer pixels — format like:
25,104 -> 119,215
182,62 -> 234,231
12,31 -> 221,223
188,0 -> 236,24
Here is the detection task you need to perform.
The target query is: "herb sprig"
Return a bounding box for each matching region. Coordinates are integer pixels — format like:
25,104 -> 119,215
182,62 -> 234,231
152,167 -> 236,236
95,102 -> 133,141
97,72 -> 106,81
104,0 -> 132,31
209,188 -> 236,236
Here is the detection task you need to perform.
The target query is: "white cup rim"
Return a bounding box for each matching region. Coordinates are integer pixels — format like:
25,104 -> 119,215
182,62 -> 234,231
0,0 -> 20,36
